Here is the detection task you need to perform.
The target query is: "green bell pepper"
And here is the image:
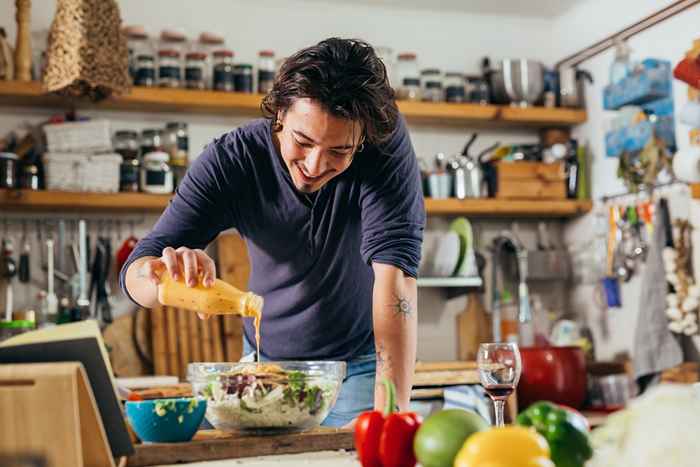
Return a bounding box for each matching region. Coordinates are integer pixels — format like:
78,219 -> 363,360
516,401 -> 593,467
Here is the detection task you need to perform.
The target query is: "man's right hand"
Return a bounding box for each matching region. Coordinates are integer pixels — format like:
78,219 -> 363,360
138,246 -> 217,288
126,246 -> 217,310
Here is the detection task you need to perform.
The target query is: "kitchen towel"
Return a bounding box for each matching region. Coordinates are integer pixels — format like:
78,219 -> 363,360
632,198 -> 683,384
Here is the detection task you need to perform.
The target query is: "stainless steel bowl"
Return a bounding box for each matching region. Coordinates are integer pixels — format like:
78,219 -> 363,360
489,59 -> 545,107
188,361 -> 346,433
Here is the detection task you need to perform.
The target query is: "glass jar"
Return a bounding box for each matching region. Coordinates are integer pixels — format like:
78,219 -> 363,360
140,129 -> 163,156
468,77 -> 490,105
157,49 -> 182,88
20,163 -> 39,190
212,49 -> 235,91
141,151 -> 174,194
234,64 -> 254,93
257,50 -> 276,94
164,122 -> 189,188
114,130 -> 140,161
444,72 -> 466,103
124,27 -> 151,81
421,68 -> 443,102
120,159 -> 140,192
396,53 -> 421,101
185,52 -> 207,90
134,54 -> 156,87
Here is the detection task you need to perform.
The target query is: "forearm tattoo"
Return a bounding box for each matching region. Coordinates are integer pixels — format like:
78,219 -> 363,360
376,343 -> 392,372
391,293 -> 413,320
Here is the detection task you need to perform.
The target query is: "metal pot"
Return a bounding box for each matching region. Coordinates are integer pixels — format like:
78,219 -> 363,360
488,59 -> 545,107
0,152 -> 18,189
558,65 -> 594,108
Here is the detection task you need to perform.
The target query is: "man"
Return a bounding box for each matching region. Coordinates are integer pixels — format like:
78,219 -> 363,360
120,38 -> 425,427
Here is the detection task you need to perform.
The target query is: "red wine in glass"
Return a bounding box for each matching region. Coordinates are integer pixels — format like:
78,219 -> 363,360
483,384 -> 516,400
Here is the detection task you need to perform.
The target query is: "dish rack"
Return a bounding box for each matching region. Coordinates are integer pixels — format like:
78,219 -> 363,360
43,153 -> 122,193
44,119 -> 112,153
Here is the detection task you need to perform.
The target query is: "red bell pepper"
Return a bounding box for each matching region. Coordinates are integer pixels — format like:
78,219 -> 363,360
354,378 -> 421,467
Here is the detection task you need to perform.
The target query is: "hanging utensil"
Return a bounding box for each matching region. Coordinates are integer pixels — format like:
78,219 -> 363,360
1,236 -> 17,322
76,220 -> 90,321
18,221 -> 30,284
46,238 -> 59,322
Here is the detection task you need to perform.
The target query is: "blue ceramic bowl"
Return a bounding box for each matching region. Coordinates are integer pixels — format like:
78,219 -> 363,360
125,397 -> 207,443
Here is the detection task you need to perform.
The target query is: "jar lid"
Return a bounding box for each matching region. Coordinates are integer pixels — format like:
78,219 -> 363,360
0,152 -> 18,160
235,64 -> 253,70
421,68 -> 441,75
186,52 -> 207,60
213,49 -> 234,58
115,130 -> 139,139
397,52 -> 417,60
143,151 -> 170,162
136,54 -> 155,62
166,122 -> 188,130
158,49 -> 181,58
0,320 -> 34,329
259,50 -> 275,57
141,129 -> 162,137
123,25 -> 148,40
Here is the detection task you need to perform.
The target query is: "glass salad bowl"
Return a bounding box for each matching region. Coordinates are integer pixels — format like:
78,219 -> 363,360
187,361 -> 346,433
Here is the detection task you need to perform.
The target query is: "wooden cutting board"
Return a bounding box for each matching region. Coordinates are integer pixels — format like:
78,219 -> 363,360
457,292 -> 492,361
127,428 -> 354,466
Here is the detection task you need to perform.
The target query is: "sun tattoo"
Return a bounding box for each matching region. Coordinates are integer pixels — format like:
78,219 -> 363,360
391,293 -> 413,319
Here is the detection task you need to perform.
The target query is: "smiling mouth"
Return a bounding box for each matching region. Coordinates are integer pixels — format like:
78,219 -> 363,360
295,162 -> 328,184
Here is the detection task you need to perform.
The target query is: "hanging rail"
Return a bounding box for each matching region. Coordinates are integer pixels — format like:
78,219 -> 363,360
555,0 -> 700,68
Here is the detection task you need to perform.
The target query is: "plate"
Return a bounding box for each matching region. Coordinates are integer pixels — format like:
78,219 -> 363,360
432,231 -> 461,277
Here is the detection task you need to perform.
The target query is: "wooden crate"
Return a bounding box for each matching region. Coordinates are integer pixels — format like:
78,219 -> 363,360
496,161 -> 566,200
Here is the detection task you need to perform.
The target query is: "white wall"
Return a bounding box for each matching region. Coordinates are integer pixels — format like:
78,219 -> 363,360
556,1 -> 700,360
5,0 -> 685,363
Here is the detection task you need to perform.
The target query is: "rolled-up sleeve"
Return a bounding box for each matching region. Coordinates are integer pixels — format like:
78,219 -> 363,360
359,117 -> 425,278
119,137 -> 240,304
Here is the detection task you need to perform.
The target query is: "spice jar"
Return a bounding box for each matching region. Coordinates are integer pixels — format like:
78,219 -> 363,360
257,50 -> 275,94
212,49 -> 235,91
396,53 -> 421,101
141,151 -> 174,194
445,72 -> 466,103
124,26 -> 151,81
134,54 -> 156,87
468,77 -> 490,105
185,52 -> 207,90
157,49 -> 182,88
20,163 -> 40,190
140,129 -> 163,156
164,122 -> 189,188
114,130 -> 140,160
120,159 -> 140,192
234,64 -> 254,93
0,152 -> 18,188
421,68 -> 443,102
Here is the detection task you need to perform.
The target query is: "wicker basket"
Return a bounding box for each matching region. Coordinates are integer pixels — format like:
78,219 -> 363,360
44,153 -> 122,193
44,120 -> 113,153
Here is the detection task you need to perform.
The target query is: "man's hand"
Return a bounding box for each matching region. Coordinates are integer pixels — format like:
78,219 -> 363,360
126,246 -> 217,317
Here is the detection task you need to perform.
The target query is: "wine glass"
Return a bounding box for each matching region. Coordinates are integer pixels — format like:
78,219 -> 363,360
477,342 -> 522,427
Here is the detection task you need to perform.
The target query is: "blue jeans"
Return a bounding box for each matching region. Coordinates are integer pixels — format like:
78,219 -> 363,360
242,338 -> 376,427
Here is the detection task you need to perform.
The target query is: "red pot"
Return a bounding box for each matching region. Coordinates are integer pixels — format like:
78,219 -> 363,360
517,346 -> 587,410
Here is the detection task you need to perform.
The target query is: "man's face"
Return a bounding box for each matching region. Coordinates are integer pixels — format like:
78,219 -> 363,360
275,98 -> 363,193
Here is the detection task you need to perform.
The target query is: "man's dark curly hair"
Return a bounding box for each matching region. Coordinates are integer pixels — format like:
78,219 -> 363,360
261,38 -> 399,146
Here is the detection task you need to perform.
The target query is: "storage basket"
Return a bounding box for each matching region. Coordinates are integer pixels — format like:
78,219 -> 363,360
44,153 -> 122,193
44,120 -> 113,153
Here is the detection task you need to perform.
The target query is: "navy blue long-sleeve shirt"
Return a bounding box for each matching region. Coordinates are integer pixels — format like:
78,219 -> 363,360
120,117 -> 425,361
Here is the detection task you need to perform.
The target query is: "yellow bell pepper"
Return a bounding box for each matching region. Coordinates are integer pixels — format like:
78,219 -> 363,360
453,426 -> 555,467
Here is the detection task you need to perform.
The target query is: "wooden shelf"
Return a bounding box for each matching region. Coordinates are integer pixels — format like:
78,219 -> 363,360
1,190 -> 593,218
0,189 -> 170,212
424,197 -> 593,217
0,81 -> 586,127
